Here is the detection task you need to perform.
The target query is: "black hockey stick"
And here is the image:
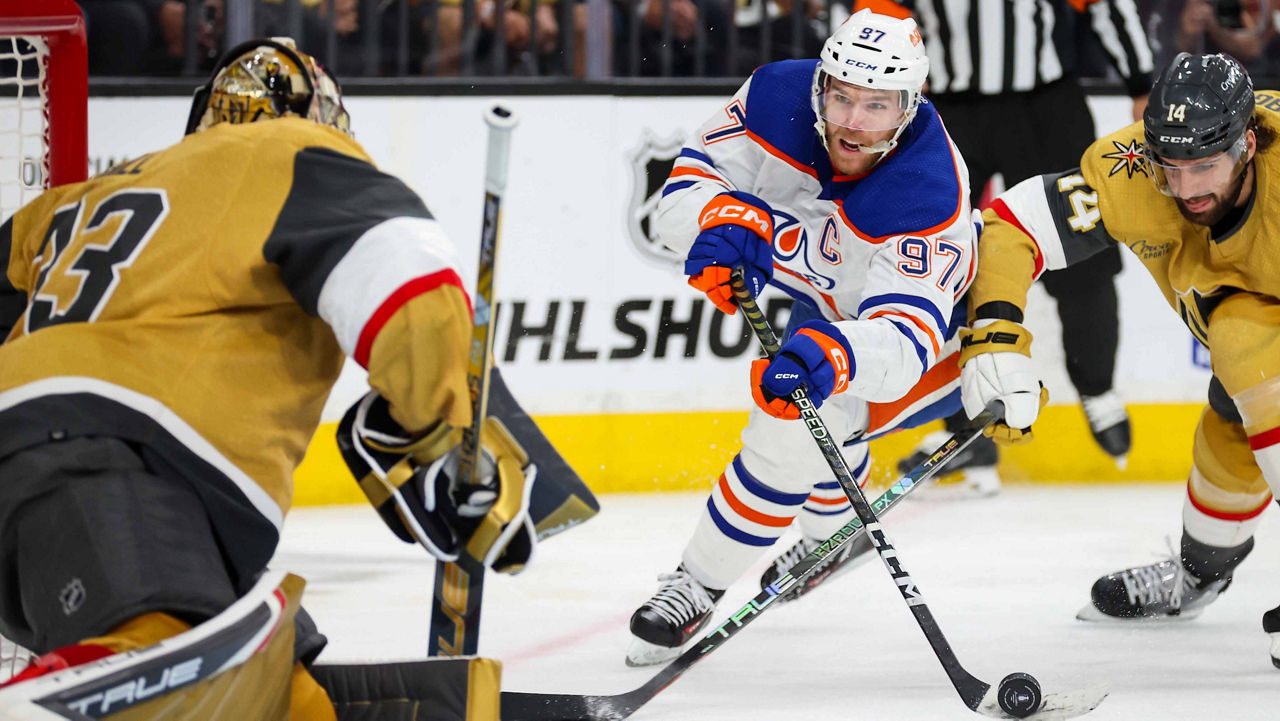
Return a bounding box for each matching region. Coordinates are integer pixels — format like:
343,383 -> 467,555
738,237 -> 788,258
500,389 -> 996,720
428,104 -> 519,657
725,268 -> 1108,720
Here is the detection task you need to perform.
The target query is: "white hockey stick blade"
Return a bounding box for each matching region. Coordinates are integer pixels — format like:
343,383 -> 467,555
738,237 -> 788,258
976,683 -> 1110,720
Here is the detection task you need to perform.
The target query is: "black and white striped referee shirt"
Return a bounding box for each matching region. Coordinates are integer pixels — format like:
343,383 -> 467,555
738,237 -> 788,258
864,0 -> 1155,97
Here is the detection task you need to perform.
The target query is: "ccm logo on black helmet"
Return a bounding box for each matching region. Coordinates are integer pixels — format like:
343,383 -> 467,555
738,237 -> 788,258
1159,136 -> 1194,144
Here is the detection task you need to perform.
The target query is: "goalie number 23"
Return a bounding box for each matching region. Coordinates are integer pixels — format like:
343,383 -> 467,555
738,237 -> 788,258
27,189 -> 170,333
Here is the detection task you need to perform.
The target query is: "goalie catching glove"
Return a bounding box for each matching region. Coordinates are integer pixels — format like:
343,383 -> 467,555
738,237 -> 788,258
686,191 -> 775,315
751,320 -> 854,419
959,318 -> 1049,444
337,392 -> 537,574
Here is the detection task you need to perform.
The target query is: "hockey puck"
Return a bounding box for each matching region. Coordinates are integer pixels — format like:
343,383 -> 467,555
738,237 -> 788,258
997,672 -> 1042,718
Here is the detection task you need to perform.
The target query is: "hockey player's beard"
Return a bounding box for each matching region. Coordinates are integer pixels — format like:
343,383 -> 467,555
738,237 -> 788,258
1174,163 -> 1250,226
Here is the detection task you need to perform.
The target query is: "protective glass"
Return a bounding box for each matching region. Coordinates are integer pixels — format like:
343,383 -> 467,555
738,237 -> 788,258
814,82 -> 909,133
1144,137 -> 1247,198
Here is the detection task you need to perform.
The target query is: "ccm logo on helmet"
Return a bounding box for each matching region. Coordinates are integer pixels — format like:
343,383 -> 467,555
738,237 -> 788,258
700,204 -> 772,236
1159,135 -> 1194,144
845,60 -> 879,70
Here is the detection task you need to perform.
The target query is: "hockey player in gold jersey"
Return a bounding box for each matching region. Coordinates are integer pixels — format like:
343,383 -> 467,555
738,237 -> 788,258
958,52 -> 1280,666
0,39 -> 533,718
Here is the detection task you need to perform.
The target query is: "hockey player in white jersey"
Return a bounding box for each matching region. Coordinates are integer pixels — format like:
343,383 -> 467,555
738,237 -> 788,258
626,9 -> 980,666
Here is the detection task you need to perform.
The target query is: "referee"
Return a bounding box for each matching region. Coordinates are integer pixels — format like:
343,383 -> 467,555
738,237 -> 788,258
868,0 -> 1154,494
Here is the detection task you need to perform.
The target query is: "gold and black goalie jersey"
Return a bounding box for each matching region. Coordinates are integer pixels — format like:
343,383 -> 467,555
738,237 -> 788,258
0,118 -> 472,573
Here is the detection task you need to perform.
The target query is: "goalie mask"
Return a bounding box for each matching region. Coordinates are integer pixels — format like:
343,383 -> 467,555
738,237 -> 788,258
812,9 -> 928,161
185,37 -> 351,136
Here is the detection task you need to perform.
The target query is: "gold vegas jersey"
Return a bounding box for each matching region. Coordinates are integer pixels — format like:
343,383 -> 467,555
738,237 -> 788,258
971,91 -> 1280,392
0,118 -> 472,575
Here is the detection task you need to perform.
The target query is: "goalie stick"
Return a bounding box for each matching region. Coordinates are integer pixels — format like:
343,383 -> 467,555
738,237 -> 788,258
500,387 -> 995,720
726,268 -> 1108,720
428,104 -> 519,657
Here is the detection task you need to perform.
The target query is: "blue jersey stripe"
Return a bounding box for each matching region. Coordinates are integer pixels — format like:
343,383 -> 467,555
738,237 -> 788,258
706,498 -> 777,546
680,148 -> 716,167
662,180 -> 696,197
859,293 -> 948,333
887,319 -> 930,369
803,505 -> 850,516
732,455 -> 811,505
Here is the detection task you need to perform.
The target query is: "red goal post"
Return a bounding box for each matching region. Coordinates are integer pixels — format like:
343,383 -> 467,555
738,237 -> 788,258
0,0 -> 86,682
0,0 -> 87,222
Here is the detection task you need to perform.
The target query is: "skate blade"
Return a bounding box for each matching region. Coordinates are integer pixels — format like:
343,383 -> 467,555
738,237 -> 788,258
624,636 -> 682,667
976,682 -> 1110,720
1075,601 -> 1205,623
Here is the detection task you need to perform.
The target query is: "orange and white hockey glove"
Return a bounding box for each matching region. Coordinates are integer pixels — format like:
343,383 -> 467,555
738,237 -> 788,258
686,191 -> 775,315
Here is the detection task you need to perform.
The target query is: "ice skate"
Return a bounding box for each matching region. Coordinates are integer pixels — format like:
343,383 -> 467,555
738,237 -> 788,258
1263,604 -> 1280,669
626,566 -> 724,667
1077,555 -> 1230,622
759,533 -> 873,603
897,430 -> 1000,498
1081,391 -> 1131,467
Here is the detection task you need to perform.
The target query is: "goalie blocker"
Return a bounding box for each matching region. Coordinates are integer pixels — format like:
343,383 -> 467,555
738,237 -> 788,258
337,367 -> 599,572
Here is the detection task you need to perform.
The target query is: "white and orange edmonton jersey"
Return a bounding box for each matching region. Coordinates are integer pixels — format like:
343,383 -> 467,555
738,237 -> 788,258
655,59 -> 977,402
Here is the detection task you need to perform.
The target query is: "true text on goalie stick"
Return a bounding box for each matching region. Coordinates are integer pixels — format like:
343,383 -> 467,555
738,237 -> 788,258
429,104 -> 519,657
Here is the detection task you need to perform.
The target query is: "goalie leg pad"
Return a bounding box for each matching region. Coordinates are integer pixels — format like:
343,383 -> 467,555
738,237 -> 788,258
0,437 -> 237,653
311,657 -> 501,721
0,571 -> 305,721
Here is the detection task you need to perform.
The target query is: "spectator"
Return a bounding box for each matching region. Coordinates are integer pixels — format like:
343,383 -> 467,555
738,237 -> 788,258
731,0 -> 826,76
614,0 -> 731,77
435,0 -> 573,75
77,1 -> 151,75
1176,0 -> 1278,79
149,0 -> 224,74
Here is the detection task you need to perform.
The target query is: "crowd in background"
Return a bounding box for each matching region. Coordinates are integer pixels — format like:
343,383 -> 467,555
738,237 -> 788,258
76,0 -> 1280,82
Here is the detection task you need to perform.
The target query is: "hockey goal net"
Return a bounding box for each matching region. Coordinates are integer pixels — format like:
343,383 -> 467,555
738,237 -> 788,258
0,0 -> 86,683
0,0 -> 86,223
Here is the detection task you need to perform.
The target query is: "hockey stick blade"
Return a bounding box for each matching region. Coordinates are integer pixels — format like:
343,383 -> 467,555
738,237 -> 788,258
500,412 -> 992,721
728,268 -> 1108,721
976,683 -> 1111,720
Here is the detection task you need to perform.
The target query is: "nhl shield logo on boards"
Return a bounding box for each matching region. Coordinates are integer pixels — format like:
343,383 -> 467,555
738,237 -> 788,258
626,130 -> 687,266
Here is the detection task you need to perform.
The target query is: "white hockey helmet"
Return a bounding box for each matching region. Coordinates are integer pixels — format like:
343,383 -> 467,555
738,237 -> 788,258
812,9 -> 929,157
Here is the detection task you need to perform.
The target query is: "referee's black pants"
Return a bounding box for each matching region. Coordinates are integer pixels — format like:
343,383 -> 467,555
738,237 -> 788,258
932,77 -> 1121,404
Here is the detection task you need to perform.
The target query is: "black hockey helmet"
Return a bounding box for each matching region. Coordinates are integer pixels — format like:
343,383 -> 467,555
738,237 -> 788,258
1143,52 -> 1253,162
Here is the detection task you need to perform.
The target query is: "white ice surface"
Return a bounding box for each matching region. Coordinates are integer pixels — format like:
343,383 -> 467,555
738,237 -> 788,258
274,485 -> 1279,720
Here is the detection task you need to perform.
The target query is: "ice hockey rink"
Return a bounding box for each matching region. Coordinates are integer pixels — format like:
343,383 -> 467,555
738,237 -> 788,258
275,483 -> 1279,721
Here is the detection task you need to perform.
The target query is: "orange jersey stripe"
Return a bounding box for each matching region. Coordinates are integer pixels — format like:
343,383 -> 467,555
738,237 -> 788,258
669,166 -> 728,185
868,309 -> 942,358
866,351 -> 960,434
717,474 -> 796,528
